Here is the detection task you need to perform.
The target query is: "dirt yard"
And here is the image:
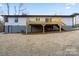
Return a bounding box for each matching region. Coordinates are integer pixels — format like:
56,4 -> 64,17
0,30 -> 79,56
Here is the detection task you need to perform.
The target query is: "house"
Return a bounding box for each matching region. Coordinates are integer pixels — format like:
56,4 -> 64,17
2,13 -> 79,33
3,15 -> 26,33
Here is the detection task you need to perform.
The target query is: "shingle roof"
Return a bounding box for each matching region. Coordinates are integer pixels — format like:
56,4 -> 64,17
2,13 -> 79,17
72,13 -> 79,15
2,15 -> 73,17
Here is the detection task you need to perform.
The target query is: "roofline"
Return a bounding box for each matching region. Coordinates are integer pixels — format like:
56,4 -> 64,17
2,13 -> 79,17
72,13 -> 79,15
2,15 -> 73,17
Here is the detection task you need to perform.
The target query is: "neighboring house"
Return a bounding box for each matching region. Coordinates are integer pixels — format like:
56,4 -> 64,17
2,13 -> 79,33
73,13 -> 79,27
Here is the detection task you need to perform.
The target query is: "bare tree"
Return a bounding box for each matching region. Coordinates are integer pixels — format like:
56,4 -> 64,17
14,5 -> 17,15
5,3 -> 28,15
13,3 -> 26,15
18,3 -> 23,15
21,9 -> 29,15
6,3 -> 10,15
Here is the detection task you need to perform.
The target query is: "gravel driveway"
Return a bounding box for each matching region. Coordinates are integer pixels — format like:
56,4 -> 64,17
0,30 -> 79,56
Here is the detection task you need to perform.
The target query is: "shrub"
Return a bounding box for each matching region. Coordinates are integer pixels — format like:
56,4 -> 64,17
75,24 -> 79,27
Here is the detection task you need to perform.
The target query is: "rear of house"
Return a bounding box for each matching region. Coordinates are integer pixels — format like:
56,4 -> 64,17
3,14 -> 79,33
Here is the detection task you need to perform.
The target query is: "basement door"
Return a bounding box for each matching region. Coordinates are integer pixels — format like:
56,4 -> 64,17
8,26 -> 12,33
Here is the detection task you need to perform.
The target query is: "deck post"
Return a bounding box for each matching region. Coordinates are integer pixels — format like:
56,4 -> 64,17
30,25 -> 32,32
26,26 -> 27,34
59,24 -> 61,32
26,18 -> 28,34
74,17 -> 76,27
72,17 -> 74,27
43,25 -> 45,33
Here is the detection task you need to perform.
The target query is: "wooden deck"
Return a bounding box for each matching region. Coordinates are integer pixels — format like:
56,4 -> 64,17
26,17 -> 65,33
28,21 -> 60,25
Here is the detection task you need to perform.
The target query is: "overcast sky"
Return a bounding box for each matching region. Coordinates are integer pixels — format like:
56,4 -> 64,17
0,3 -> 78,15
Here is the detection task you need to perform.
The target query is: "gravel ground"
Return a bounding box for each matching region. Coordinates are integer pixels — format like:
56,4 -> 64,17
0,30 -> 79,56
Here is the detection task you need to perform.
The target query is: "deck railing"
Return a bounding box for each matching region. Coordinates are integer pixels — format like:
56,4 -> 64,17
28,17 -> 63,25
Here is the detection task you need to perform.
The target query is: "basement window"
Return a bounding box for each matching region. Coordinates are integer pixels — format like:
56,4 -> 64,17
15,17 -> 18,23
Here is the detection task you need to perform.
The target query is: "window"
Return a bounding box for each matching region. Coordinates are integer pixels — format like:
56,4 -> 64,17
45,18 -> 49,22
15,17 -> 18,23
36,17 -> 40,21
49,18 -> 52,22
5,17 -> 8,22
45,18 -> 52,22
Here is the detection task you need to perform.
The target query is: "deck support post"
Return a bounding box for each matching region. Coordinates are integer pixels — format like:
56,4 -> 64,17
26,27 -> 27,34
26,22 -> 28,34
30,25 -> 32,32
59,24 -> 61,32
72,17 -> 74,27
43,25 -> 45,33
74,17 -> 76,27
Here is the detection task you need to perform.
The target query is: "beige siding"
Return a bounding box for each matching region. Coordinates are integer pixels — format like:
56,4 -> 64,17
28,17 -> 46,22
28,17 -> 36,22
27,17 -> 73,26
